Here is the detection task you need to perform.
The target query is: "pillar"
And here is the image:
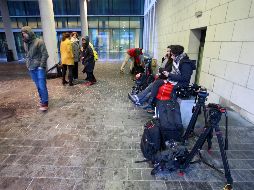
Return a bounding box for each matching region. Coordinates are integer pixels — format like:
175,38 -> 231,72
38,0 -> 59,72
79,0 -> 88,37
0,0 -> 18,61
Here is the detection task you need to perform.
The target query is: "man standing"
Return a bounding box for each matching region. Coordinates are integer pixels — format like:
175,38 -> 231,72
21,26 -> 49,111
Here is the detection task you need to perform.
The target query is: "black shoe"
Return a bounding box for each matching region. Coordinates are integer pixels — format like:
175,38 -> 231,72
62,80 -> 68,85
69,82 -> 74,86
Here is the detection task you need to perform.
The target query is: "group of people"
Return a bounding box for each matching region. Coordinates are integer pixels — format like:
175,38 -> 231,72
60,32 -> 97,86
128,45 -> 196,113
21,26 -> 97,112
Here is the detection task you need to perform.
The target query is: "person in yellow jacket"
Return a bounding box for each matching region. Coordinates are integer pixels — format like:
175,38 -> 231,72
60,32 -> 74,86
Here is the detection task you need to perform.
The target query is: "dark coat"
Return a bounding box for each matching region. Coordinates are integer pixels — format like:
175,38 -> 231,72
82,45 -> 94,73
168,55 -> 196,87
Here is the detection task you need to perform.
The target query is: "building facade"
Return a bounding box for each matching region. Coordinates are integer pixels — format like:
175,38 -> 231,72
0,0 -> 144,60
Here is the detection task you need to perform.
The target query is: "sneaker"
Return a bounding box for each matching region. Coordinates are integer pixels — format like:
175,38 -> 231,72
69,82 -> 74,86
39,103 -> 48,112
128,93 -> 139,104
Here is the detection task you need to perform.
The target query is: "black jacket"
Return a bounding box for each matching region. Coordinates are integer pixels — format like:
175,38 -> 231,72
82,45 -> 94,72
168,55 -> 196,87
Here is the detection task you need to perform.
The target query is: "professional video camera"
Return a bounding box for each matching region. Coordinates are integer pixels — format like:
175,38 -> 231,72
175,84 -> 201,99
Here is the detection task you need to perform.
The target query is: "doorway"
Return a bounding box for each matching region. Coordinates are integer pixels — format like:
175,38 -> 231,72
188,28 -> 206,84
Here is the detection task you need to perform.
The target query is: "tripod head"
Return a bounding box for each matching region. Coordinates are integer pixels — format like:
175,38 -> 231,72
196,87 -> 209,104
207,103 -> 226,125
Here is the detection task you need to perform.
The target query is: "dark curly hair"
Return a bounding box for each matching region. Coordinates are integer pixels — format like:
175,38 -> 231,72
170,45 -> 184,56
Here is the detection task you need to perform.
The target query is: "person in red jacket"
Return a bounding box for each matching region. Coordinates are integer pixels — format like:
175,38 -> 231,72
120,48 -> 144,73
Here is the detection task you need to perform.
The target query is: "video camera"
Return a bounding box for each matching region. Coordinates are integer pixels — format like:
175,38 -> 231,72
175,84 -> 202,99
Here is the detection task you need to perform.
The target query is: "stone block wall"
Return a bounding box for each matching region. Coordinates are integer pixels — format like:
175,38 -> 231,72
154,0 -> 254,123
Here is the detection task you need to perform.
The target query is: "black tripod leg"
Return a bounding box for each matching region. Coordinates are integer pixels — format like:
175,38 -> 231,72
181,126 -> 213,170
214,125 -> 233,186
182,105 -> 201,142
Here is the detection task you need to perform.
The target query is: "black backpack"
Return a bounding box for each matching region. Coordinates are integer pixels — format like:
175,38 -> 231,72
140,119 -> 161,161
156,100 -> 184,143
151,144 -> 189,175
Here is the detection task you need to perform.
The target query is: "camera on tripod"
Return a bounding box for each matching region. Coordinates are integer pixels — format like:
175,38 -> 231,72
175,84 -> 206,99
207,103 -> 226,125
197,88 -> 209,98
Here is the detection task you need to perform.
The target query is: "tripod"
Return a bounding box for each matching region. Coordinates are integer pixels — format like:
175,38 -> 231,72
181,89 -> 209,143
180,104 -> 233,190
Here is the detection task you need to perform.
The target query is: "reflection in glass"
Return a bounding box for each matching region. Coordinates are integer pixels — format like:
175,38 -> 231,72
17,18 -> 27,28
68,17 -> 78,28
27,18 -> 38,29
99,17 -> 109,29
11,18 -> 18,29
88,17 -> 98,28
130,17 -> 141,28
109,17 -> 119,29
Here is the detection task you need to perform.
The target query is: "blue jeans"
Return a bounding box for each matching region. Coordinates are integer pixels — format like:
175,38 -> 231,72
136,82 -> 153,104
29,68 -> 48,105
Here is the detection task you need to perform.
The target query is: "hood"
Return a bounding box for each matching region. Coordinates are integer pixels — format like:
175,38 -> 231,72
81,36 -> 90,48
21,26 -> 36,43
181,54 -> 196,71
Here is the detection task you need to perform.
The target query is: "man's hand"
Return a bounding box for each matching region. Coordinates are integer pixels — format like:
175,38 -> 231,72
135,73 -> 141,79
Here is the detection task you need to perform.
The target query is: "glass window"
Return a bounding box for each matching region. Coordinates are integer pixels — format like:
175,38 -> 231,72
17,18 -> 27,28
56,17 -> 67,28
11,18 -> 18,29
89,29 -> 99,50
109,29 -> 120,59
0,32 -> 7,58
112,0 -> 130,15
53,0 -> 67,15
120,17 -> 129,29
119,28 -> 130,52
130,17 -> 141,28
37,18 -> 42,28
109,17 -> 119,29
98,17 -> 108,28
77,17 -> 81,28
68,17 -> 78,28
129,29 -> 141,48
0,18 -> 3,29
24,1 -> 40,15
66,0 -> 80,15
27,18 -> 38,29
8,2 -> 26,16
88,17 -> 98,28
97,0 -> 109,15
87,0 -> 98,15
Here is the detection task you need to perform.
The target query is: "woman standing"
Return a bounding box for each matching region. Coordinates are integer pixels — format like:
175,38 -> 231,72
60,32 -> 74,86
81,36 -> 96,86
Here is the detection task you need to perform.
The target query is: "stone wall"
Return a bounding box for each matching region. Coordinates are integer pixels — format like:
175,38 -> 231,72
154,0 -> 254,123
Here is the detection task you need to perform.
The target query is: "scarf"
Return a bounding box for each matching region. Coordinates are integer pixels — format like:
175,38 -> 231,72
168,53 -> 186,85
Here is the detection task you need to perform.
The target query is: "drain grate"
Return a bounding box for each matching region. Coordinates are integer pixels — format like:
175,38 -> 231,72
0,108 -> 15,120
